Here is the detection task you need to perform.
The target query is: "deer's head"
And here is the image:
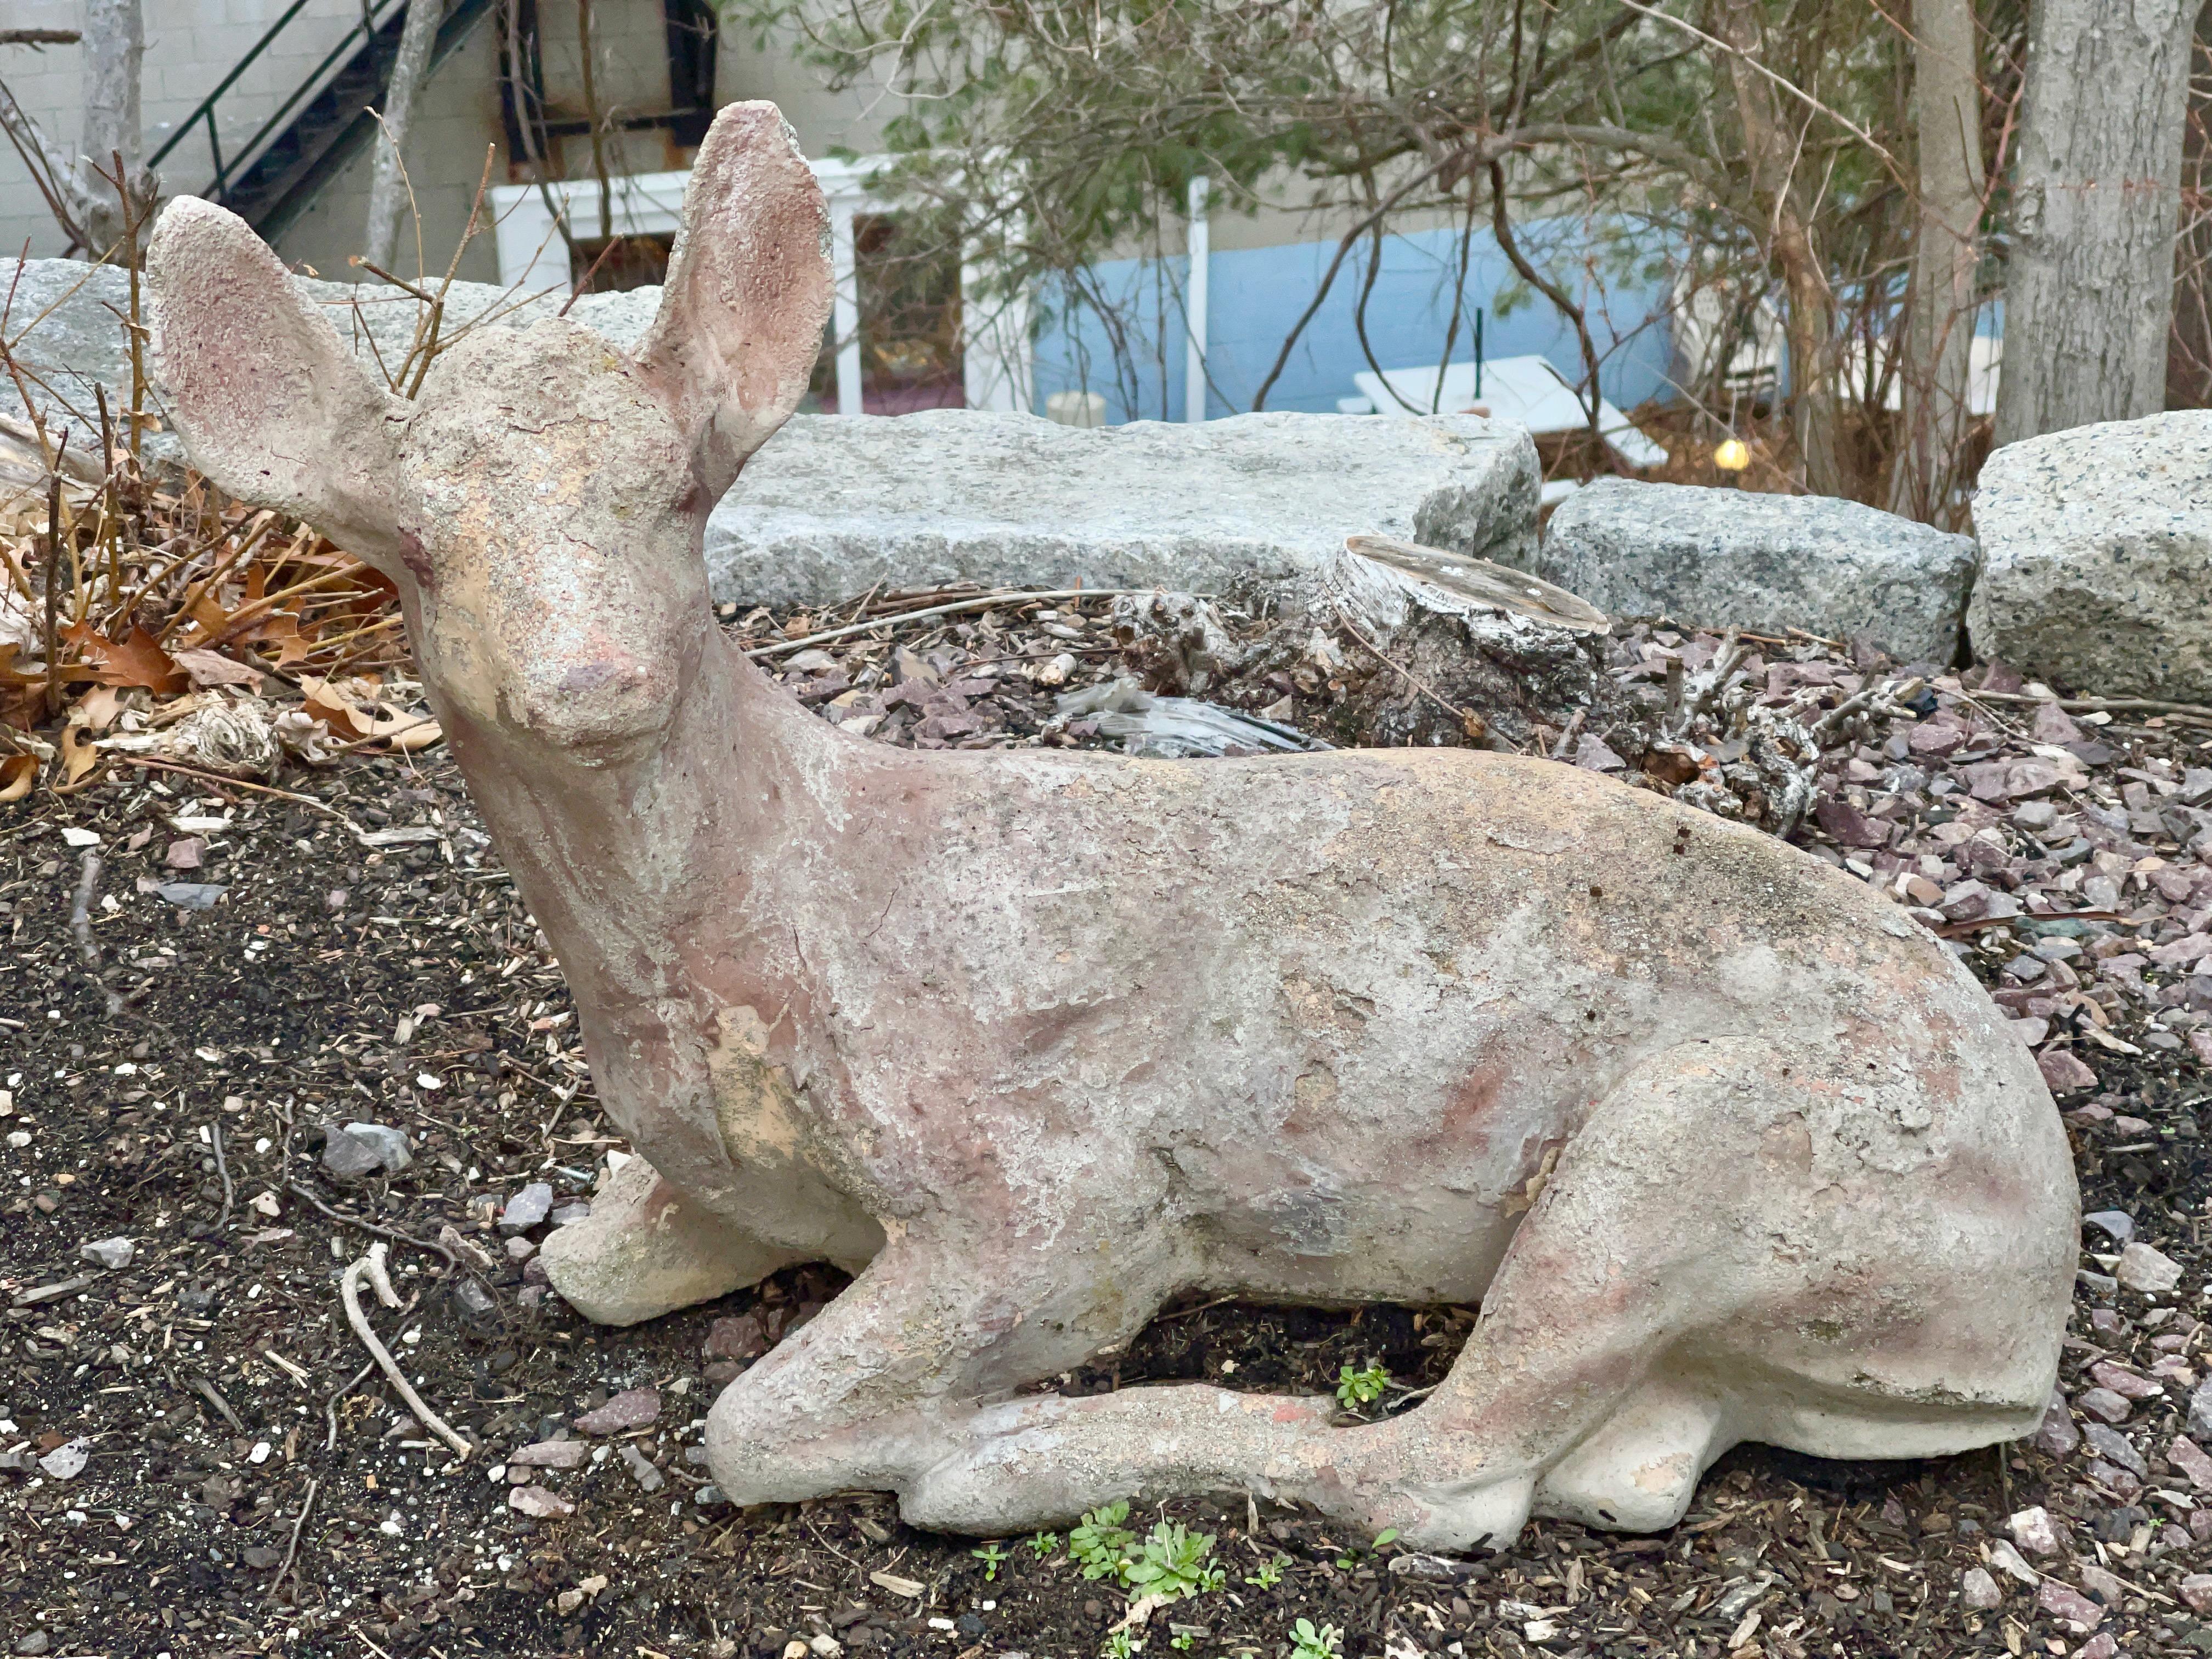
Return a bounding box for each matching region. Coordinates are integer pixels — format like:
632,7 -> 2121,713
148,103 -> 831,758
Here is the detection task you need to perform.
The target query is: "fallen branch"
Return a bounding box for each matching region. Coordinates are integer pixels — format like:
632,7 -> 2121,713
261,1477 -> 318,1608
190,1374 -> 246,1432
109,757 -> 359,820
338,1243 -> 472,1460
210,1119 -> 234,1233
1667,628 -> 1753,738
325,1358 -> 377,1451
1809,677 -> 1925,744
1967,689 -> 2212,724
69,849 -> 123,1016
746,588 -> 1153,659
286,1180 -> 459,1271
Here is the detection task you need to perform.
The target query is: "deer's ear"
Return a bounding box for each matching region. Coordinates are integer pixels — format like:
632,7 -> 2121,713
633,102 -> 832,503
148,196 -> 411,573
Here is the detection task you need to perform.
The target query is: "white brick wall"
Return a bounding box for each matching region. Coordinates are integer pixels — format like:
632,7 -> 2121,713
1,0 -> 368,257
0,2 -> 904,281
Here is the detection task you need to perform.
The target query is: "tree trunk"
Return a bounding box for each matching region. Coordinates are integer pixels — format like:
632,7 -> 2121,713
75,0 -> 145,257
1996,0 -> 2198,445
364,0 -> 446,272
1890,0 -> 1985,524
1711,0 -> 1844,496
2168,2 -> 2212,410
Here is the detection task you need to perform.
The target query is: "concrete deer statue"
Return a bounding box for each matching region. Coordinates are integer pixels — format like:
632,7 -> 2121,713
148,102 -> 2077,1553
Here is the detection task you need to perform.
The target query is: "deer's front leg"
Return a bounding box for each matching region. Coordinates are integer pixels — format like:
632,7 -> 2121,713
703,1222 -> 1178,1511
540,1154 -> 804,1325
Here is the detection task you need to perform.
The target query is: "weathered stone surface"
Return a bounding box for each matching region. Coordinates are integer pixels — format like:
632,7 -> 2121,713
5,255 -> 1536,610
1533,478 -> 1976,662
706,410 -> 1539,607
148,101 -> 2078,1559
1969,413 -> 2212,698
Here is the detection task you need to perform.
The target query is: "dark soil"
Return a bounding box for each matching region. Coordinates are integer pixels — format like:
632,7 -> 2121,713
3,602 -> 2210,1659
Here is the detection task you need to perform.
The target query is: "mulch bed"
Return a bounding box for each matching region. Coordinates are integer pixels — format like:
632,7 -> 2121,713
4,586 -> 2212,1659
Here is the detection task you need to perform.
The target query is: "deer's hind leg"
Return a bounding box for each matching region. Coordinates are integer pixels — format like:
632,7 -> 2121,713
907,1038 -> 2050,1552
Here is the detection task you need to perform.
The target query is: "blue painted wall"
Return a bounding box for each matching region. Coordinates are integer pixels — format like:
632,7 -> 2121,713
1030,222 -> 1678,422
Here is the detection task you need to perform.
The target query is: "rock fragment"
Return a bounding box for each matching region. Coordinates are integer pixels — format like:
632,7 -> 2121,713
2172,1434 -> 2212,1491
507,1438 -> 589,1470
499,1182 -> 554,1233
617,1442 -> 666,1493
77,1237 -> 133,1269
1959,1566 -> 2001,1611
573,1387 -> 660,1435
2035,1579 -> 2103,1633
2007,1506 -> 2062,1556
2117,1242 -> 2182,1294
2033,1393 -> 2080,1457
2084,1423 -> 2147,1477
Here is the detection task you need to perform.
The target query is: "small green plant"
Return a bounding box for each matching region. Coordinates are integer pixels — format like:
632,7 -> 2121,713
1103,1630 -> 1138,1659
1290,1617 -> 1343,1659
1335,1361 -> 1390,1412
972,1541 -> 1010,1580
1170,1633 -> 1195,1651
1334,1526 -> 1400,1570
1070,1501 -> 1139,1582
1029,1530 -> 1062,1558
1125,1521 -> 1226,1602
1245,1553 -> 1289,1589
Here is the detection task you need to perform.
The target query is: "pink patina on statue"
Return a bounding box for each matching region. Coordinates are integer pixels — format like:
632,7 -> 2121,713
148,103 -> 2076,1552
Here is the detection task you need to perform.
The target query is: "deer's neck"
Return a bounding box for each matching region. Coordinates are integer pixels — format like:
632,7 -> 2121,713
433,619 -> 840,1013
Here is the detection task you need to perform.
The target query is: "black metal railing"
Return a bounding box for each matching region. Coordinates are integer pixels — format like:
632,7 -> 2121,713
147,0 -> 409,201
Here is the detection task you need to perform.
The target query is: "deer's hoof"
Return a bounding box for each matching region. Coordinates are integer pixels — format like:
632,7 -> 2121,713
539,1155 -> 796,1325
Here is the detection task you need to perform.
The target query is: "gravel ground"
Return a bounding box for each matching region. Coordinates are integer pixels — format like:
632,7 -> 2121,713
4,589 -> 2212,1659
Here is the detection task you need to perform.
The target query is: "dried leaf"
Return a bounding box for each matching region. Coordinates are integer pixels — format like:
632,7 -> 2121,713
0,753 -> 34,802
300,674 -> 441,749
60,622 -> 189,694
75,685 -> 127,733
171,647 -> 263,690
59,719 -> 100,785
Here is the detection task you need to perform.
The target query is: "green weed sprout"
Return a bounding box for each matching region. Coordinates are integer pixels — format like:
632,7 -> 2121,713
1124,1521 -> 1226,1601
1335,1361 -> 1390,1412
1070,1501 -> 1138,1582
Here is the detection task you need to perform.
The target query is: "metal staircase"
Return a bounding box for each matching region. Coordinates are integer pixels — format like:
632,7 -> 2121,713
146,0 -> 499,244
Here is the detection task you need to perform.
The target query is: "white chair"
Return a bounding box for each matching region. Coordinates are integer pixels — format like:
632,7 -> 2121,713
1351,356 -> 1669,469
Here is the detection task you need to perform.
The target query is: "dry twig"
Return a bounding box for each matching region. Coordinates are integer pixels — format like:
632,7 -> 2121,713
338,1243 -> 472,1460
